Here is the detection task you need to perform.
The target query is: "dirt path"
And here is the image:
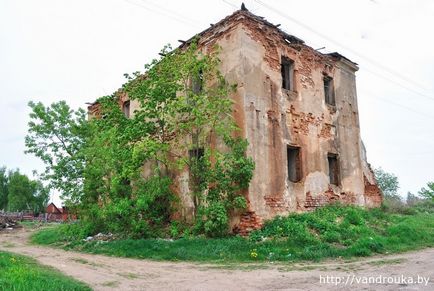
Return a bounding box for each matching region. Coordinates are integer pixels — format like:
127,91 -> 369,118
0,228 -> 433,291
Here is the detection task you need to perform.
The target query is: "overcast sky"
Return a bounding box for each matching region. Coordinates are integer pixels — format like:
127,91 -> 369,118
1,0 -> 433,205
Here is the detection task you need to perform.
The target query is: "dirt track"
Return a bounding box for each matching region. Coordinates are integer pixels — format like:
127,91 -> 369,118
0,228 -> 433,291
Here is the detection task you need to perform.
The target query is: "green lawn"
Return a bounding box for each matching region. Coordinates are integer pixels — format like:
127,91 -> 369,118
31,204 -> 434,263
0,251 -> 91,291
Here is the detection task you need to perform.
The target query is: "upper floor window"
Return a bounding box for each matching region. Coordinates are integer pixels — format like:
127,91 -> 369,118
189,147 -> 204,161
192,69 -> 203,94
189,147 -> 205,185
324,76 -> 335,106
281,57 -> 294,91
122,101 -> 130,118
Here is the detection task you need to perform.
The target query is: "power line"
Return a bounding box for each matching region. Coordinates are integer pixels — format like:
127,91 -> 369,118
360,89 -> 434,121
122,0 -> 199,29
361,66 -> 434,102
253,0 -> 430,93
221,0 -> 238,9
138,0 -> 199,28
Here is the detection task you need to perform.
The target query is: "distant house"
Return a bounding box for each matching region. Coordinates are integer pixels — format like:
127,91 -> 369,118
45,202 -> 62,220
45,203 -> 76,221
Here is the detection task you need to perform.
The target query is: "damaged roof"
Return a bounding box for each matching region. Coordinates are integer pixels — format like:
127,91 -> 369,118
178,4 -> 304,49
178,3 -> 357,66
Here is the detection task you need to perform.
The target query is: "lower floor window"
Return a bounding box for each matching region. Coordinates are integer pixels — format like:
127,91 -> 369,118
328,153 -> 340,185
287,146 -> 301,182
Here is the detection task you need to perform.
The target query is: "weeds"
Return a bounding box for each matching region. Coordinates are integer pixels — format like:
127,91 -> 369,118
31,204 -> 434,263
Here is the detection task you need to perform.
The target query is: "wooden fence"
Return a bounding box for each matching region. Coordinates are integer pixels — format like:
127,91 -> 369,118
0,211 -> 66,222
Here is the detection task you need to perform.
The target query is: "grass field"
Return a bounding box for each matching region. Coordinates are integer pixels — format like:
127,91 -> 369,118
32,204 -> 434,263
0,251 -> 91,291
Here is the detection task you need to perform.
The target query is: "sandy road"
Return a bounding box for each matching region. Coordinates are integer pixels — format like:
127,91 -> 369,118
0,228 -> 433,290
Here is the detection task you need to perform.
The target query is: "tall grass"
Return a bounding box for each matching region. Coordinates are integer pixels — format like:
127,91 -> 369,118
0,251 -> 91,291
32,204 -> 434,263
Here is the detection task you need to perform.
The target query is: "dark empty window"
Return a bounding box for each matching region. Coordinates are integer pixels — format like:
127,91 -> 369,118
281,57 -> 294,91
192,69 -> 203,94
122,101 -> 130,118
189,147 -> 205,187
287,146 -> 301,182
324,76 -> 335,106
328,153 -> 339,185
189,148 -> 204,161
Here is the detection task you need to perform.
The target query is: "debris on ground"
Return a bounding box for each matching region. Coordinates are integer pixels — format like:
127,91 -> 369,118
0,216 -> 21,231
83,233 -> 114,242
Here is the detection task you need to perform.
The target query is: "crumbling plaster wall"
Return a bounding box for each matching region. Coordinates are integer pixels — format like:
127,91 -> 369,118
196,14 -> 381,231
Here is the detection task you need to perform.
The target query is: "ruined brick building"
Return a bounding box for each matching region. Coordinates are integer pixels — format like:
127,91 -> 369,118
89,5 -> 382,233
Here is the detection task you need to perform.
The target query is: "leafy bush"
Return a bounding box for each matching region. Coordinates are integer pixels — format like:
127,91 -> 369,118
191,137 -> 254,237
79,175 -> 174,238
202,202 -> 229,237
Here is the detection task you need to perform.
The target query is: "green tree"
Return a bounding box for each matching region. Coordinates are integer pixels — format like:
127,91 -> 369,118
406,191 -> 422,206
418,182 -> 434,201
31,181 -> 50,214
0,167 -> 8,210
374,167 -> 400,200
25,101 -> 89,204
6,170 -> 30,211
26,42 -> 254,237
6,169 -> 49,213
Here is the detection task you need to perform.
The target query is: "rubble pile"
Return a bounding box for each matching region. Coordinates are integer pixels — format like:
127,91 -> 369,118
0,216 -> 19,231
83,232 -> 114,242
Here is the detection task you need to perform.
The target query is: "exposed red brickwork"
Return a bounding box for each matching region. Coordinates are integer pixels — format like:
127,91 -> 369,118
302,188 -> 356,210
87,102 -> 101,119
235,211 -> 263,236
364,176 -> 383,207
318,123 -> 334,139
264,196 -> 287,211
304,191 -> 329,209
242,22 -> 280,71
296,48 -> 316,89
288,105 -> 333,138
237,10 -> 336,79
